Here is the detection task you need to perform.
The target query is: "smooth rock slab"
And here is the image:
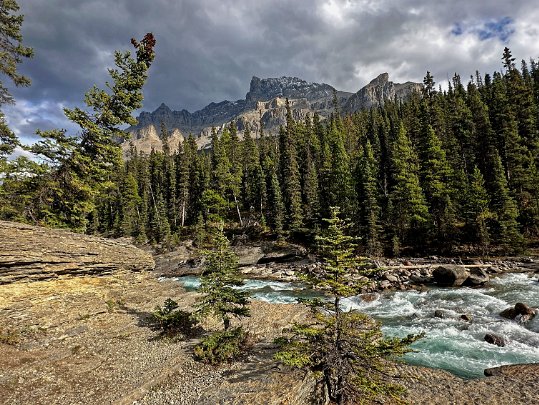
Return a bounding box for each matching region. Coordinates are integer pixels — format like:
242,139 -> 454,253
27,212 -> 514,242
0,220 -> 154,284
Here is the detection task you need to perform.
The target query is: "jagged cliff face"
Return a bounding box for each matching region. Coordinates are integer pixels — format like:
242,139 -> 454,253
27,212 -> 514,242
343,73 -> 423,114
123,73 -> 420,154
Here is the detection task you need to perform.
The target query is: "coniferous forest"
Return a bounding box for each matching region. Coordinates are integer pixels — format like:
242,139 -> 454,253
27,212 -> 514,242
2,47 -> 539,256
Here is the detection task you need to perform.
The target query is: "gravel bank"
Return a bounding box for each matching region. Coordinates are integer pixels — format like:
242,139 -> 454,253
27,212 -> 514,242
1,271 -> 537,405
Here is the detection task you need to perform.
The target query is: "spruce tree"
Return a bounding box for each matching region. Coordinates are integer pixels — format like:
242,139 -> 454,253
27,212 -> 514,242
276,207 -> 420,404
0,0 -> 33,166
464,167 -> 493,255
30,34 -> 156,231
194,226 -> 250,364
417,117 -> 455,246
357,141 -> 383,256
487,150 -> 524,252
278,102 -> 303,230
388,124 -> 429,252
265,157 -> 285,236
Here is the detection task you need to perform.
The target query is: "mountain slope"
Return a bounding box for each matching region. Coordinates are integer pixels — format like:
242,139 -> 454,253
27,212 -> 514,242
123,74 -> 420,154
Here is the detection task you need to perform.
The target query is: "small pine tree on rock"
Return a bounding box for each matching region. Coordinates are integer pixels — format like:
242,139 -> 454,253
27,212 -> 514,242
275,207 -> 421,404
194,225 -> 250,363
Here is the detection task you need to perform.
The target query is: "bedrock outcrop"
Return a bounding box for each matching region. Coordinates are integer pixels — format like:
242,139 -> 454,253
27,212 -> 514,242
0,221 -> 154,284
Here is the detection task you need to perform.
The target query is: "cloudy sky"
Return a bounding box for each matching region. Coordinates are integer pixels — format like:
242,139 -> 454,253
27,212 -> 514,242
5,0 -> 539,146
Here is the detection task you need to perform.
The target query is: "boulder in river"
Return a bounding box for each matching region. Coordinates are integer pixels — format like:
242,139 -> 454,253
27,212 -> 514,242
434,310 -> 446,319
460,314 -> 473,322
464,267 -> 490,286
432,265 -> 470,286
499,303 -> 537,322
484,333 -> 506,347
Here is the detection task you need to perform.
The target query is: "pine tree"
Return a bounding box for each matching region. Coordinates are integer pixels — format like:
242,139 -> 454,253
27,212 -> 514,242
276,207 -> 420,404
388,124 -> 429,252
0,0 -> 33,176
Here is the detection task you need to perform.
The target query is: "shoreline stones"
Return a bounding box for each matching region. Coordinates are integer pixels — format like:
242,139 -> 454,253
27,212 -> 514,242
153,241 -> 537,294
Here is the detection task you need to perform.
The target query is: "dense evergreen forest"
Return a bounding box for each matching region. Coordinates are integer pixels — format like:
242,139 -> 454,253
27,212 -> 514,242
2,48 -> 539,256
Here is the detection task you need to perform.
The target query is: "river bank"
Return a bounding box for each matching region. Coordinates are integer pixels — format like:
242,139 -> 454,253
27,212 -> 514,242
154,239 -> 539,292
2,271 -> 538,404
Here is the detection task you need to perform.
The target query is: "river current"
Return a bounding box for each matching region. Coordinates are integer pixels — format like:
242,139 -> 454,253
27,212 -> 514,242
173,273 -> 539,378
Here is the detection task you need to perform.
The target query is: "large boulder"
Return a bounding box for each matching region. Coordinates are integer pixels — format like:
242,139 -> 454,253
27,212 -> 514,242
234,246 -> 265,266
0,220 -> 154,284
432,265 -> 470,286
464,267 -> 490,286
500,303 -> 537,322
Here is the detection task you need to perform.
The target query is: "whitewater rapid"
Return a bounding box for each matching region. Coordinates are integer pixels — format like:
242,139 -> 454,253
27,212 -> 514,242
171,272 -> 539,378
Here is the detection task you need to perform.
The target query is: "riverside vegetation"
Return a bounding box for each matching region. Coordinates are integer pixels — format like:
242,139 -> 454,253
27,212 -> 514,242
1,1 -> 539,404
4,49 -> 539,257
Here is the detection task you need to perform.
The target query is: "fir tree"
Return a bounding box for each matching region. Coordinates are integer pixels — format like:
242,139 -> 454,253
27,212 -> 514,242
388,124 -> 429,252
276,207 -> 420,404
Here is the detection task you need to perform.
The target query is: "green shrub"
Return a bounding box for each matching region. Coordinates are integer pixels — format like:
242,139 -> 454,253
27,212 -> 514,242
194,327 -> 246,364
152,298 -> 195,335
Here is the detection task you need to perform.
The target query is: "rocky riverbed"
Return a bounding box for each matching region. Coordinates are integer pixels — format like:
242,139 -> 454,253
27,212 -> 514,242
2,223 -> 539,404
155,239 -> 539,292
2,271 -> 539,405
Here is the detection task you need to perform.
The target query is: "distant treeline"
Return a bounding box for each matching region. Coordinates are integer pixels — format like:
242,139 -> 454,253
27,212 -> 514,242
3,48 -> 539,255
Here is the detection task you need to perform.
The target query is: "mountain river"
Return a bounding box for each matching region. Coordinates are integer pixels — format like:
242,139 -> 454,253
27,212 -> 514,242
172,273 -> 539,378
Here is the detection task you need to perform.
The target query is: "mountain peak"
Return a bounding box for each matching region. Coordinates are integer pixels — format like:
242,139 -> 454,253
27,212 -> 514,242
246,75 -> 337,106
154,102 -> 172,113
369,73 -> 389,86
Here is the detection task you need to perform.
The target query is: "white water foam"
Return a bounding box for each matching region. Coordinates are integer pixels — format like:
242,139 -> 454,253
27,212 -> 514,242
167,273 -> 539,378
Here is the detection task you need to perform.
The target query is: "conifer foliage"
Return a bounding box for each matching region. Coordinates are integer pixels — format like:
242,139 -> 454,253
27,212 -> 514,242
275,208 -> 420,404
193,225 -> 250,364
0,0 -> 33,169
2,47 -> 539,255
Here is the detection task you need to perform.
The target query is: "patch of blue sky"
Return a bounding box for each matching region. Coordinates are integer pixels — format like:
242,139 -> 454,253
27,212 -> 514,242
451,17 -> 514,43
451,23 -> 463,36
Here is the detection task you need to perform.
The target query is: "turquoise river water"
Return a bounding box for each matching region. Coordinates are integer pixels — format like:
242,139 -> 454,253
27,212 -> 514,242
172,273 -> 539,378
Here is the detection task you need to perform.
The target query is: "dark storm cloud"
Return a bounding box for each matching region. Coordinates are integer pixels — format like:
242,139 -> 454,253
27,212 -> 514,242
5,0 -> 539,144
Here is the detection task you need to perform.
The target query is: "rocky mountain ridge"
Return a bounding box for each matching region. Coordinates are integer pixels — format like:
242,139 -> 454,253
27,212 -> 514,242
124,73 -> 421,154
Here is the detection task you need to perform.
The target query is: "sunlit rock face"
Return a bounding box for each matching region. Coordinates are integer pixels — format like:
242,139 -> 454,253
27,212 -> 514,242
123,73 -> 421,155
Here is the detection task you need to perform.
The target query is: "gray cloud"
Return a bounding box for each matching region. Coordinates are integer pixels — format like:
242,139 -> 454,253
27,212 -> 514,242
5,0 -> 539,144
